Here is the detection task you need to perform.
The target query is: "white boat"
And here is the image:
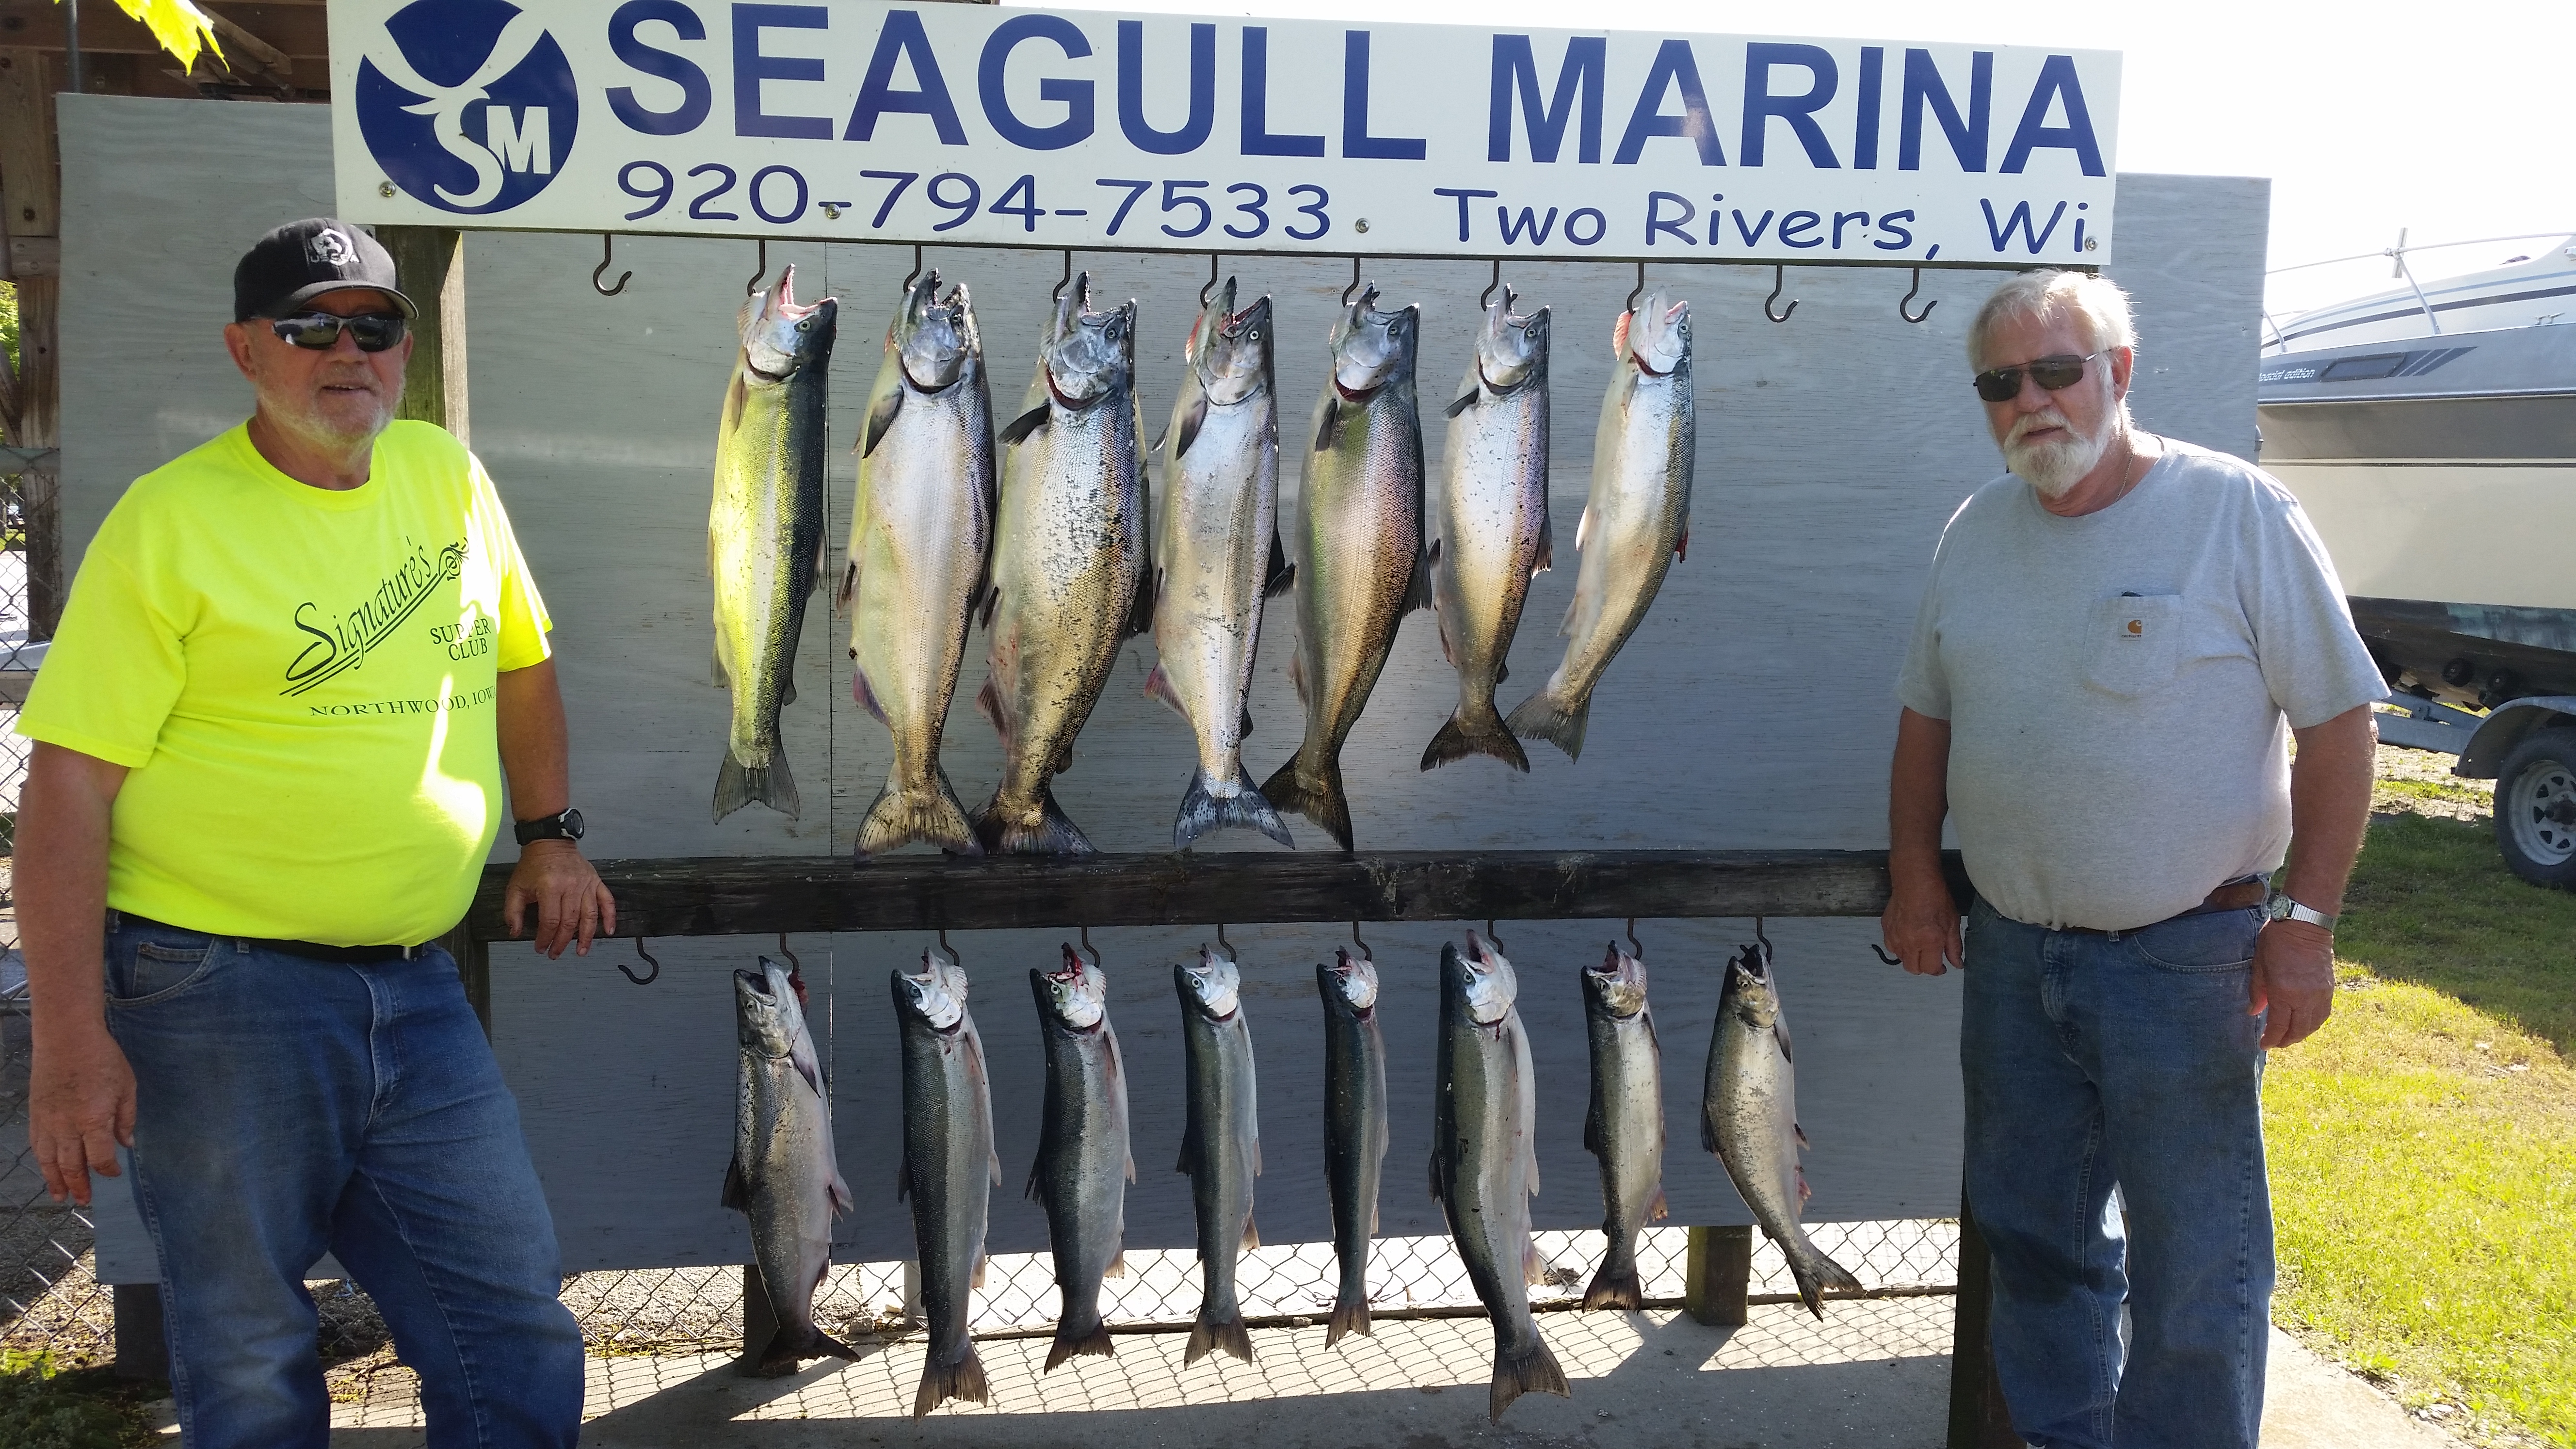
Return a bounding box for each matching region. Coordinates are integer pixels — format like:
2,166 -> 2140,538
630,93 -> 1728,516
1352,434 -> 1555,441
2257,243 -> 2576,886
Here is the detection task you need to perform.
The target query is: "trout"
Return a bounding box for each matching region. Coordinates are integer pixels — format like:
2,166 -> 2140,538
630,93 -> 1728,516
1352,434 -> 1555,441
1579,939 -> 1666,1309
1176,944 -> 1260,1365
895,947 -> 999,1415
724,957 -> 859,1376
1425,288 -> 1551,773
1702,937 -> 1861,1317
1028,945 -> 1133,1370
1318,946 -> 1388,1347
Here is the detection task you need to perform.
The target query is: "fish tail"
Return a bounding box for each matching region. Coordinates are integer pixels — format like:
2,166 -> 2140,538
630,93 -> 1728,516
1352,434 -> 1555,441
970,786 -> 1096,856
1259,752 -> 1353,852
1421,701 -> 1531,773
747,1321 -> 859,1378
911,1343 -> 991,1417
1503,685 -> 1591,762
1580,1244 -> 1645,1311
855,769 -> 979,858
713,748 -> 801,822
1174,765 -> 1296,850
1324,1284 -> 1371,1348
1045,1310 -> 1116,1371
1784,1236 -> 1865,1319
1489,1333 -> 1572,1422
1185,1304 -> 1255,1366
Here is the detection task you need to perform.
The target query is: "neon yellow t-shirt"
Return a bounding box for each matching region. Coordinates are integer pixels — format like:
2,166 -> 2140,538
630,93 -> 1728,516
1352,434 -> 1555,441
17,420 -> 551,946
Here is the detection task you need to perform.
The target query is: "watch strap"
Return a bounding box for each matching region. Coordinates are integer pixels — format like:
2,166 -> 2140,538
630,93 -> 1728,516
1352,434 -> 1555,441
514,807 -> 583,846
2267,893 -> 2336,932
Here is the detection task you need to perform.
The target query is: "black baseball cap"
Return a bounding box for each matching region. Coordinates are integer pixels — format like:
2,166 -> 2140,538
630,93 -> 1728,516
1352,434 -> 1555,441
232,218 -> 416,322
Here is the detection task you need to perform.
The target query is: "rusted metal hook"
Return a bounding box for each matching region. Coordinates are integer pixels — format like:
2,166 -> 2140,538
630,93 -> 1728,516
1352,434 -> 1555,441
1764,265 -> 1797,323
745,239 -> 768,298
1899,266 -> 1937,323
592,235 -> 630,297
614,937 -> 658,985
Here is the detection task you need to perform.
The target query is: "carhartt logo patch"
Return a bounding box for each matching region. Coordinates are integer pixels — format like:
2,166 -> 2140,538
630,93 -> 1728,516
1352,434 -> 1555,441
2125,617 -> 2144,636
309,227 -> 354,266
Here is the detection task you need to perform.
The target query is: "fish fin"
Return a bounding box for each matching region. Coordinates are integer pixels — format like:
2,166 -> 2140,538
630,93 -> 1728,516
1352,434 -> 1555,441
853,769 -> 978,859
912,1345 -> 991,1417
998,402 -> 1051,446
897,1156 -> 912,1202
1045,1319 -> 1115,1371
1581,1256 -> 1643,1311
1429,1148 -> 1448,1204
1174,392 -> 1207,460
1783,1236 -> 1864,1319
1445,387 -> 1479,418
977,584 -> 999,632
1522,1236 -> 1546,1286
828,1170 -> 854,1217
1325,1291 -> 1371,1347
1533,523 -> 1553,576
836,558 -> 859,616
1125,561 -> 1155,639
1797,1165 -> 1812,1204
1263,532 -> 1294,598
711,644 -> 729,689
1286,649 -> 1308,706
1258,754 -> 1353,852
751,1321 -> 856,1378
1676,527 -> 1688,563
1312,396 -> 1339,454
1241,1214 -> 1259,1252
1105,1251 -> 1127,1279
1400,549 -> 1433,614
1186,1308 -> 1256,1366
1576,505 -> 1596,558
1421,704 -> 1530,774
1240,707 -> 1255,742
971,1254 -> 989,1291
1024,1161 -> 1043,1202
720,1156 -> 752,1212
1794,1121 -> 1811,1150
713,750 -> 800,822
780,675 -> 798,709
1647,1184 -> 1669,1223
1699,1102 -> 1721,1158
1174,766 -> 1295,851
975,674 -> 1013,754
1143,663 -> 1187,718
1503,687 -> 1590,763
1582,1099 -> 1604,1157
1488,1335 -> 1571,1422
850,666 -> 886,724
1774,1016 -> 1795,1066
862,385 -> 903,458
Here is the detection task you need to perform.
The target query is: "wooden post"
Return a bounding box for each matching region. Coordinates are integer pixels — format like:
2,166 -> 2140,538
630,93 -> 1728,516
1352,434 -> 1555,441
112,1283 -> 169,1383
737,1263 -> 779,1375
375,225 -> 468,447
1947,1193 -> 2022,1449
1684,1224 -> 1751,1327
0,47 -> 64,636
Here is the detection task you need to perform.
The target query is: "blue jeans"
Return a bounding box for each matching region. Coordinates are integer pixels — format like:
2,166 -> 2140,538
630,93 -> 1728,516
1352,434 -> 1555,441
103,915 -> 583,1449
1961,895 -> 2273,1449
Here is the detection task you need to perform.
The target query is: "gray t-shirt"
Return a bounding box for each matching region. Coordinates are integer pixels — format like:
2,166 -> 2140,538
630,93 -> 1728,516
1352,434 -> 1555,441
1897,440 -> 2384,931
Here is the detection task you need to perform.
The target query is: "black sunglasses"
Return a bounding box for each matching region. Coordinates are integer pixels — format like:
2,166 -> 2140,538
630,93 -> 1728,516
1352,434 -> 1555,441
267,312 -> 409,353
1972,352 -> 2102,403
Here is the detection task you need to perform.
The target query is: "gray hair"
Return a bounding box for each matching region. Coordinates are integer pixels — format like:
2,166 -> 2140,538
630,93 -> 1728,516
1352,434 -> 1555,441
1966,271 -> 2137,370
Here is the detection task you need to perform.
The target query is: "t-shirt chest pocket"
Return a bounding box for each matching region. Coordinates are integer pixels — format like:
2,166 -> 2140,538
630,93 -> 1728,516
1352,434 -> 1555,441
2084,594 -> 2195,699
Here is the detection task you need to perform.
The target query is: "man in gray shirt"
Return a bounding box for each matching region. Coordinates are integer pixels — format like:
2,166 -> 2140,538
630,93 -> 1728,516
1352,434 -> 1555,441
1882,270 -> 2380,1449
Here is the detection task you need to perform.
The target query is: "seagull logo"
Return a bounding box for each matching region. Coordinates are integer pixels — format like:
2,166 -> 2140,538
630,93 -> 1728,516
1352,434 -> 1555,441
353,0 -> 579,216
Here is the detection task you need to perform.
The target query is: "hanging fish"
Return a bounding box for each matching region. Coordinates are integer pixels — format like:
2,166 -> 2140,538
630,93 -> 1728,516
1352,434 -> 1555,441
1028,945 -> 1133,1371
724,957 -> 858,1377
1149,279 -> 1295,850
972,277 -> 1151,854
709,266 -> 836,820
1318,945 -> 1388,1347
1579,938 -> 1666,1309
1265,285 -> 1426,850
895,947 -> 999,1415
1432,932 -> 1569,1422
1702,936 -> 1861,1318
1508,294 -> 1693,761
1176,943 -> 1260,1365
1425,288 -> 1551,773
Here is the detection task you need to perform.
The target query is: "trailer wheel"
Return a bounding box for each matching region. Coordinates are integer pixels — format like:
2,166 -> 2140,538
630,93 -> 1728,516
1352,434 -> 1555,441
2493,726 -> 2576,889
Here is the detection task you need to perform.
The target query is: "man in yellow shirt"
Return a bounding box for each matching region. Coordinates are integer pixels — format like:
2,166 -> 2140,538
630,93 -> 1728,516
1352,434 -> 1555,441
14,219 -> 613,1447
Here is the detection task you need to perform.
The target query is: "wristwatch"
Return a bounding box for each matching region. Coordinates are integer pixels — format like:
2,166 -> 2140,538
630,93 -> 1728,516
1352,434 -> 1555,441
2264,892 -> 2336,931
513,807 -> 585,846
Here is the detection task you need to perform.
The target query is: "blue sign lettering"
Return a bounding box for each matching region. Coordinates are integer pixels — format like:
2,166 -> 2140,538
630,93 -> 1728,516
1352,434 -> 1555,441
845,9 -> 966,145
606,0 -> 709,136
1614,40 -> 1722,167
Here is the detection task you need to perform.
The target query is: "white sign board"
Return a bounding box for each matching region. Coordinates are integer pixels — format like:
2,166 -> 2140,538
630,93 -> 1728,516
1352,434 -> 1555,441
329,0 -> 2120,264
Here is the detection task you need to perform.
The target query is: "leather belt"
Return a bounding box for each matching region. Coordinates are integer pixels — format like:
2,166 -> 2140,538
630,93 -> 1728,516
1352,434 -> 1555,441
113,912 -> 424,963
2061,876 -> 2269,935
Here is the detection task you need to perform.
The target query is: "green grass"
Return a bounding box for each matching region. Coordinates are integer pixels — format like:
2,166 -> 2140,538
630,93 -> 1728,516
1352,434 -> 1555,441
2267,813 -> 2576,1447
0,1353 -> 156,1449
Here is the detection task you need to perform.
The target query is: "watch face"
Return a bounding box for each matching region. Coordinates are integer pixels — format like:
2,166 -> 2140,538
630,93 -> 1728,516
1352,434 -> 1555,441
561,808 -> 585,839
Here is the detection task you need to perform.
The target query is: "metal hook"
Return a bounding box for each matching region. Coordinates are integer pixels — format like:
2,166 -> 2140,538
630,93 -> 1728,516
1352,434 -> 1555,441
592,235 -> 630,297
1202,254 -> 1222,308
774,932 -> 801,975
1214,922 -> 1234,954
1626,261 -> 1645,316
1899,266 -> 1937,324
1755,917 -> 1771,951
1483,919 -> 1507,953
1870,944 -> 1903,966
937,927 -> 961,966
1480,258 -> 1503,310
1079,925 -> 1100,969
614,937 -> 658,985
902,242 -> 923,292
1763,265 -> 1798,324
1052,249 -> 1074,303
1341,256 -> 1364,306
1350,919 -> 1372,959
1626,918 -> 1644,958
745,239 -> 768,298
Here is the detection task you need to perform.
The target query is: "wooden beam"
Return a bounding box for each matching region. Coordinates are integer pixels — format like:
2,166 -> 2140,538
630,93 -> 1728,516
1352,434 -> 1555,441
377,226 -> 468,447
463,850 -> 1972,943
0,48 -> 58,239
1684,1224 -> 1752,1327
0,46 -> 61,635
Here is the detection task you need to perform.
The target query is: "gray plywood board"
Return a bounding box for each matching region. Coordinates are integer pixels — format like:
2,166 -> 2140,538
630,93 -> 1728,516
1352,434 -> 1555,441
56,96 -> 2262,1278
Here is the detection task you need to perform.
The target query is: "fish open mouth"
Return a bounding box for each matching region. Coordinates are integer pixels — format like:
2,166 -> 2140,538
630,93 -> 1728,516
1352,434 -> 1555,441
770,265 -> 823,322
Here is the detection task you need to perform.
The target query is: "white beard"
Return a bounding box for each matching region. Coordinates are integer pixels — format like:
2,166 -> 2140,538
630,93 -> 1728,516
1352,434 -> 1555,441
2004,410 -> 2114,499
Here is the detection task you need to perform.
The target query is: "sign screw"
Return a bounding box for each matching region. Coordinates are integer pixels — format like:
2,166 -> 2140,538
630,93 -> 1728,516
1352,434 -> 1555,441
2085,237 -> 2099,252
378,180 -> 396,198
1353,218 -> 1370,234
820,202 -> 842,220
